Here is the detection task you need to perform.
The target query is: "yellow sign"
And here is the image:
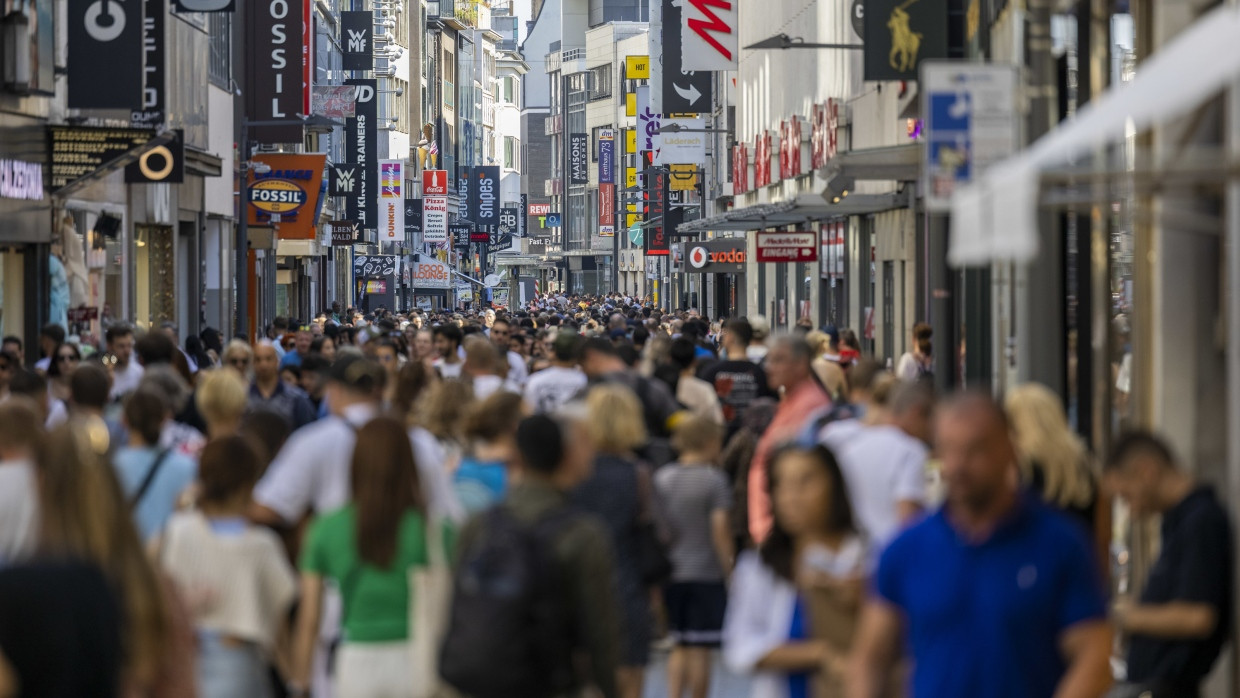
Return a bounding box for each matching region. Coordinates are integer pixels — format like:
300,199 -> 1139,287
627,212 -> 642,227
625,92 -> 637,117
627,203 -> 638,212
249,179 -> 307,214
626,166 -> 637,188
669,164 -> 698,191
666,113 -> 697,119
625,129 -> 637,153
625,56 -> 649,79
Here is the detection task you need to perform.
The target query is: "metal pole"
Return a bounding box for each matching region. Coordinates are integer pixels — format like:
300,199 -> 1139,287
236,120 -> 249,341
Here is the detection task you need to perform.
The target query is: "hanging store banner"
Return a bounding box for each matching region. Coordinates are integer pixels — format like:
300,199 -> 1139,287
811,99 -> 840,170
498,207 -> 519,235
451,223 -> 471,250
660,0 -> 712,113
733,143 -> 748,195
411,258 -> 452,289
172,0 -> 235,10
756,230 -> 818,263
644,168 -> 668,256
519,193 -> 528,237
330,164 -> 358,196
653,115 -> 707,166
345,78 -> 377,231
569,133 -> 589,185
124,129 -> 184,183
132,0 -> 166,128
473,166 -> 500,226
330,220 -> 358,246
753,130 -> 772,188
599,183 -> 615,236
69,0 -> 144,109
668,164 -> 698,192
421,169 -> 449,244
405,197 -> 422,239
682,0 -> 737,71
625,55 -> 650,79
459,165 -> 473,219
378,160 -> 404,241
246,153 -> 328,240
778,116 -> 803,180
246,0 -> 309,142
863,0 -> 948,81
341,11 -> 373,71
598,129 -> 615,184
49,126 -> 155,192
302,0 -> 312,117
312,85 -> 358,119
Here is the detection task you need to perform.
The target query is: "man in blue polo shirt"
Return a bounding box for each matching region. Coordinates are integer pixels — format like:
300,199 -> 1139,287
847,392 -> 1112,698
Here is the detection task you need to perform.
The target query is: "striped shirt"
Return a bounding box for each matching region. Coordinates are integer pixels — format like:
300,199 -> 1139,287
655,464 -> 732,582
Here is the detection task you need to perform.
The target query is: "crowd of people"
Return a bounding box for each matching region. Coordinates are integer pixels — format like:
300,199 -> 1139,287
0,292 -> 1231,698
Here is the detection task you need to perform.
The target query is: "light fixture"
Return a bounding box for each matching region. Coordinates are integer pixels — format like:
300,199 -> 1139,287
743,33 -> 864,51
822,173 -> 855,204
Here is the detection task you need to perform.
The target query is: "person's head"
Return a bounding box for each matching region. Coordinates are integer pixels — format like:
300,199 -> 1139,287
552,330 -> 582,364
845,358 -> 886,405
823,325 -> 841,352
463,335 -> 505,378
69,362 -> 111,413
221,339 -> 254,376
413,329 -> 434,360
252,342 -> 279,382
374,339 -> 399,376
1004,383 -> 1094,510
351,416 -> 424,567
311,335 -> 336,361
1104,431 -> 1182,517
419,379 -> 475,442
39,323 -> 65,357
9,368 -> 49,421
327,355 -> 387,407
464,390 -> 526,452
105,325 -> 136,367
578,337 -> 624,378
2,335 -> 22,363
490,317 -> 513,348
761,444 -> 857,581
584,383 -> 647,455
936,392 -> 1019,517
47,342 -> 81,379
764,335 -> 814,392
137,365 -> 192,415
198,436 -> 262,508
434,323 -> 463,359
299,354 -> 331,400
391,360 -> 433,423
196,368 -> 249,437
134,330 -> 176,367
0,398 -> 46,463
272,316 -> 289,336
887,381 -> 936,444
749,315 -> 770,344
0,349 -> 16,390
516,412 -> 593,489
37,419 -> 170,684
123,388 -> 169,446
199,327 -> 223,354
912,322 -> 932,348
672,414 -> 724,462
294,327 -> 313,355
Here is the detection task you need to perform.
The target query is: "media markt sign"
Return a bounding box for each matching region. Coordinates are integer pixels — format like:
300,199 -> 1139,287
756,231 -> 818,263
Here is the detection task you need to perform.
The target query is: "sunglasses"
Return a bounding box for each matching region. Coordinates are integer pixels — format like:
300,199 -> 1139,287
228,357 -> 251,366
57,354 -> 80,363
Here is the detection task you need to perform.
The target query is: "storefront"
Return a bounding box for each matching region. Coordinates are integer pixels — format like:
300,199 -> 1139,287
353,254 -> 398,313
678,237 -> 746,320
0,148 -> 51,353
409,257 -> 452,312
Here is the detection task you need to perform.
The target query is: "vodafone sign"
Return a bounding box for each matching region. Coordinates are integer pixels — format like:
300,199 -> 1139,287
681,238 -> 746,273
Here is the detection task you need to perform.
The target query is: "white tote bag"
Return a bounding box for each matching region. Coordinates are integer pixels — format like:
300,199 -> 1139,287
409,516 -> 453,698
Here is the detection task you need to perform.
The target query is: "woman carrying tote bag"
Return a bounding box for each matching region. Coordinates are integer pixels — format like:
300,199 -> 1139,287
289,417 -> 455,698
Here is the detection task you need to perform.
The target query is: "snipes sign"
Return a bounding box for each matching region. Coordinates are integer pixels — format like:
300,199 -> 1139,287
246,153 -> 327,240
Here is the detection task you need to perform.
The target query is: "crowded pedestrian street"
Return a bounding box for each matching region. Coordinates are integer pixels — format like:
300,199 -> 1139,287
3,0 -> 1240,697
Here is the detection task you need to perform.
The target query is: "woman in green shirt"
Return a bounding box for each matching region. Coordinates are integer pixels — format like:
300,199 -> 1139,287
288,416 -> 453,698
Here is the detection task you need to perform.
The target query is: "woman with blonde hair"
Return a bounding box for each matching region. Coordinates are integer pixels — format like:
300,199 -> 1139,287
195,368 -> 249,439
573,383 -> 656,698
38,419 -> 196,698
220,340 -> 253,377
1004,382 -> 1099,533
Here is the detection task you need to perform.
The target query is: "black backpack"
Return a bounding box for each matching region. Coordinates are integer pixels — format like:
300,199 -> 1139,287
439,505 -> 580,698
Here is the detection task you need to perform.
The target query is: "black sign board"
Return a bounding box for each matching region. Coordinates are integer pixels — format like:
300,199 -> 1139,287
863,0 -> 947,81
519,193 -> 528,237
131,0 -> 166,128
125,128 -> 184,183
459,165 -> 473,219
569,133 -> 589,185
49,126 -> 155,192
450,223 -> 471,250
405,197 -> 422,238
246,0 -> 305,142
661,0 -> 713,113
330,165 -> 357,196
69,0 -> 144,109
498,207 -> 519,235
330,220 -> 358,245
489,232 -> 512,255
474,166 -> 500,226
341,11 -> 373,71
345,79 -> 377,232
171,0 -> 235,10
644,168 -> 668,256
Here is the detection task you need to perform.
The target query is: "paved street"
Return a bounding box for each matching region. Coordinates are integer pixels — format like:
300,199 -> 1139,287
642,649 -> 752,698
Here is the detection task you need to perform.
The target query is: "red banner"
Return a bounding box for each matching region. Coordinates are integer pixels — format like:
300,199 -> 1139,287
599,182 -> 615,236
733,143 -> 748,195
754,131 -> 772,188
779,117 -> 802,180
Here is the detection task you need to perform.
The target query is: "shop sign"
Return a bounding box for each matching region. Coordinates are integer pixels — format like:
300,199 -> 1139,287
67,306 -> 99,323
341,11 -> 373,71
599,183 -> 615,236
131,0 -> 166,128
660,0 -> 712,113
732,143 -> 748,195
753,130 -> 772,188
312,86 -> 358,119
329,220 -> 357,245
779,117 -> 803,180
246,153 -> 327,240
684,238 -> 746,273
569,133 -> 589,185
470,228 -> 489,243
353,254 -> 397,277
625,56 -> 649,79
528,202 -> 551,216
450,223 -> 471,249
864,0 -> 948,81
345,79 -> 378,230
422,169 -> 449,244
0,160 -> 43,201
644,169 -> 668,256
682,0 -> 737,71
411,258 -> 452,289
493,288 -> 510,307
69,0 -> 144,109
598,129 -> 614,184
653,115 -> 707,167
405,197 -> 422,238
756,230 -> 818,263
811,100 -> 840,170
379,160 -> 404,241
125,129 -> 184,184
499,207 -> 519,234
474,166 -> 500,225
49,126 -> 155,192
365,280 -> 387,293
246,0 -> 312,142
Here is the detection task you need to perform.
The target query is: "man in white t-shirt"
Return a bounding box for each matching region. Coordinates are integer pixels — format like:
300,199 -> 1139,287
523,331 -> 586,414
432,322 -> 465,379
106,325 -> 144,400
823,381 -> 934,550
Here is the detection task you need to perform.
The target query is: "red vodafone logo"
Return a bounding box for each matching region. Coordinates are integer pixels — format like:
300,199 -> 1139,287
689,246 -> 709,268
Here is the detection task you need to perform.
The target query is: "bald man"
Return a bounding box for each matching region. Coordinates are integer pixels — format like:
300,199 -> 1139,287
848,393 -> 1112,698
249,343 -> 315,430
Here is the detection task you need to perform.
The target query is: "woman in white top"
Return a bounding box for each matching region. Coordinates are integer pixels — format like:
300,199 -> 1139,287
723,444 -> 867,698
160,436 -> 298,698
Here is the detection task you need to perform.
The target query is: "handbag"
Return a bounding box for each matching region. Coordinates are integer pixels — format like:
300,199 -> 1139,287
633,463 -> 673,586
409,516 -> 453,698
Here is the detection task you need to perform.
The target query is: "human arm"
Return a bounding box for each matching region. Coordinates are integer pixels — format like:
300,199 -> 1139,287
288,573 -> 322,696
845,599 -> 904,698
1053,620 -> 1112,698
566,522 -> 621,698
1112,599 -> 1218,639
710,509 -> 736,575
894,441 -> 928,525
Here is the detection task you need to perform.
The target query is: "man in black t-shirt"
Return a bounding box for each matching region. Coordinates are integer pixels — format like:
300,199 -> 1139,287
1106,432 -> 1232,697
697,319 -> 776,437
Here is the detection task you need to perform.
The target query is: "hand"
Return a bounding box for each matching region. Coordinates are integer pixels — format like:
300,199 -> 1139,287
1111,598 -> 1133,629
819,644 -> 847,677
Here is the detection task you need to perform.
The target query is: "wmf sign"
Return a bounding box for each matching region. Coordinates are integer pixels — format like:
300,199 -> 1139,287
341,11 -> 373,71
331,165 -> 358,196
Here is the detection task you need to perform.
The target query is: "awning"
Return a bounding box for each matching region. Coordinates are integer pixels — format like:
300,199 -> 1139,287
950,4 -> 1240,266
677,190 -> 910,234
820,143 -> 921,182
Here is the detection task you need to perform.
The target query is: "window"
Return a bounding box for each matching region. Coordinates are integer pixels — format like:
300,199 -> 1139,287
504,136 -> 519,170
502,76 -> 519,105
588,64 -> 612,101
208,12 -> 231,89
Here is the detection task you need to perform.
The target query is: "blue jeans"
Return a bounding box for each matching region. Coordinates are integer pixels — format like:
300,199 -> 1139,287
197,631 -> 272,698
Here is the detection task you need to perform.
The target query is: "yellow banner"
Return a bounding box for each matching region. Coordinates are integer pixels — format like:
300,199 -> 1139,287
626,166 -> 637,188
627,203 -> 638,212
625,129 -> 637,153
627,212 -> 642,227
625,93 -> 636,117
669,164 -> 698,191
625,56 -> 650,79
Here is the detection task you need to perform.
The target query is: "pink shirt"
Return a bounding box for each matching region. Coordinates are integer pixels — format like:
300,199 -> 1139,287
747,379 -> 831,543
